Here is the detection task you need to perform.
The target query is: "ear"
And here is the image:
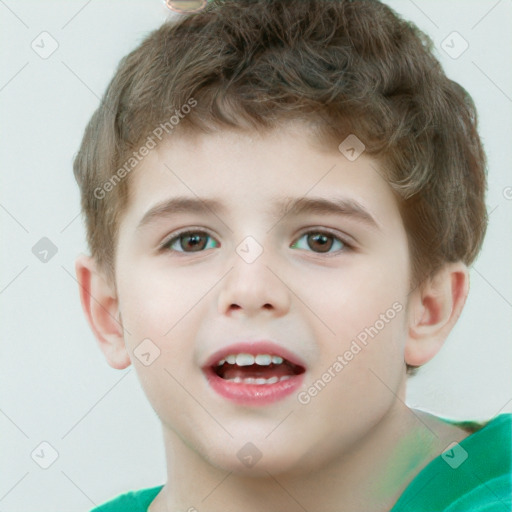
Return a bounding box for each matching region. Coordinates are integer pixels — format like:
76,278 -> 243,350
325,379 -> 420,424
75,254 -> 131,370
404,262 -> 469,367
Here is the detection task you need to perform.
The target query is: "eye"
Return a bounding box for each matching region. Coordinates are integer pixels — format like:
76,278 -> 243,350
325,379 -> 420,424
160,229 -> 351,255
161,230 -> 219,253
291,230 -> 350,254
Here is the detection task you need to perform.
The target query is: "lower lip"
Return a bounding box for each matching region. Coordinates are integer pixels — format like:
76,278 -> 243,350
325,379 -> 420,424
204,370 -> 305,406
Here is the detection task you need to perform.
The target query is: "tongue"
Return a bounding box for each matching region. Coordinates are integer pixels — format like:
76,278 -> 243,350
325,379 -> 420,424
221,363 -> 295,380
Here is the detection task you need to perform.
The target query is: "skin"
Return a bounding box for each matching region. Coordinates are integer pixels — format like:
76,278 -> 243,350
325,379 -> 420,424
76,122 -> 471,512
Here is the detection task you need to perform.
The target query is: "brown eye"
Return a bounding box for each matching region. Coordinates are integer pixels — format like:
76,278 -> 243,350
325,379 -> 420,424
291,231 -> 348,254
307,233 -> 334,253
163,231 -> 218,253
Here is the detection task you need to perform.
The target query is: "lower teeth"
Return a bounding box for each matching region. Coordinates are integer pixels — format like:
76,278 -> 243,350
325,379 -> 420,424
225,375 -> 292,385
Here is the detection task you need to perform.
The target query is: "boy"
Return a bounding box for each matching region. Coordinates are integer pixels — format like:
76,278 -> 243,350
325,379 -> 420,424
73,0 -> 511,510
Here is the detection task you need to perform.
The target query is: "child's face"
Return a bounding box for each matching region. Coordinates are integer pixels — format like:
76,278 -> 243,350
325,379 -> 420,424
113,123 -> 412,473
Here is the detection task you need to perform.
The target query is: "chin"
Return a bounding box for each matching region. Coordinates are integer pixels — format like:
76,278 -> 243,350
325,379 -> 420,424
194,436 -> 317,477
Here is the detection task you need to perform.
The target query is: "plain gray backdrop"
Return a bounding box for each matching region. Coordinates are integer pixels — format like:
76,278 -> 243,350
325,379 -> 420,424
1,0 -> 511,510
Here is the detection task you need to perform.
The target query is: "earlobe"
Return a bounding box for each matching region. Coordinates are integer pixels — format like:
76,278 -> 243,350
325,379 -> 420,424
75,254 -> 131,370
405,262 -> 469,367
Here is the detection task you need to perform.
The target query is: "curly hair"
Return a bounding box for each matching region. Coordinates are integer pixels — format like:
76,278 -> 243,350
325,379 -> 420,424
73,0 -> 488,374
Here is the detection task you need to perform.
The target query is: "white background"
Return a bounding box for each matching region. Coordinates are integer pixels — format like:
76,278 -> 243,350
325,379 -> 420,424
0,1 -> 511,510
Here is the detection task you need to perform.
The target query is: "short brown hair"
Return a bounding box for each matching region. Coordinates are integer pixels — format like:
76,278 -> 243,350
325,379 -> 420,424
74,0 -> 487,329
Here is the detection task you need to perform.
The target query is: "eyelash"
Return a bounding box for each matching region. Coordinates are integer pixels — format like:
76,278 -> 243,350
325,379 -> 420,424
159,228 -> 354,256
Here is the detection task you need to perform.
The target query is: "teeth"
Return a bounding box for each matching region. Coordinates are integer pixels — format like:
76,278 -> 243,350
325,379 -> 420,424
216,353 -> 286,366
254,354 -> 272,365
235,353 -> 254,366
225,375 -> 291,385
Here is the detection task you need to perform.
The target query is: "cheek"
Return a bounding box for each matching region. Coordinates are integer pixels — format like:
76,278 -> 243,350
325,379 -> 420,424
309,255 -> 408,392
117,262 -> 210,359
118,265 -> 203,341
294,308 -> 407,467
118,276 -> 203,429
317,259 -> 406,335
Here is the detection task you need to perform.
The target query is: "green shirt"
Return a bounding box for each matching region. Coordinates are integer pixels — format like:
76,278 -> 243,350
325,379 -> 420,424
90,413 -> 511,512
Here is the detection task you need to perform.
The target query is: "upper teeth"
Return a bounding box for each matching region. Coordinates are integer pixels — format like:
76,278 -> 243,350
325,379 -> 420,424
217,354 -> 284,366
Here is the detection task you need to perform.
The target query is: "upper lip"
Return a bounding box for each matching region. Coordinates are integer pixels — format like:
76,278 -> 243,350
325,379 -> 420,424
202,340 -> 307,370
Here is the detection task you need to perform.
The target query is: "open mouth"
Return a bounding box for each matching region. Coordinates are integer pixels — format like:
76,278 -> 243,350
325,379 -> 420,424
213,353 -> 306,385
203,345 -> 306,405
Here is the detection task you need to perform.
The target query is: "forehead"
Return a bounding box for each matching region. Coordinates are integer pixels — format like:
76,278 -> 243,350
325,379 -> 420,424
122,125 -> 401,231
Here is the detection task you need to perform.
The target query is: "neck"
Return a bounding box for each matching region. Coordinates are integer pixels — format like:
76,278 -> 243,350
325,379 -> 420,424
153,392 -> 439,511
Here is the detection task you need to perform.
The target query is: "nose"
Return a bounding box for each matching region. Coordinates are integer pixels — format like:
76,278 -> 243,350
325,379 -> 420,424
217,249 -> 291,318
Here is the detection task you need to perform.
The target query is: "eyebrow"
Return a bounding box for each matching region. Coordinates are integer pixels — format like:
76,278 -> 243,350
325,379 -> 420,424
136,195 -> 381,231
